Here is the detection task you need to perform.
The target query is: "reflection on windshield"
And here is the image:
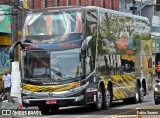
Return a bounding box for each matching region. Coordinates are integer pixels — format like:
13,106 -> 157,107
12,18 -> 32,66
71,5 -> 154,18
51,48 -> 83,80
24,11 -> 83,37
22,48 -> 83,81
22,51 -> 50,79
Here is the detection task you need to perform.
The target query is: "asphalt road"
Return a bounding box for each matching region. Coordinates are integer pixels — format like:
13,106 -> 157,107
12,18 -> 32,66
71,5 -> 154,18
19,89 -> 159,118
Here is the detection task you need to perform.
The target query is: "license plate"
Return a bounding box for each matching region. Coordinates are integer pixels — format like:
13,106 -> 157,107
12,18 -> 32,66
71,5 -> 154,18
46,100 -> 57,104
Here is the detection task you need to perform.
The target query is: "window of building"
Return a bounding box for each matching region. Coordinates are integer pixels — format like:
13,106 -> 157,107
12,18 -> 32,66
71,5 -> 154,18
92,0 -> 94,6
68,0 -> 71,5
156,0 -> 160,11
79,0 -> 81,6
57,0 -> 60,6
103,0 -> 105,8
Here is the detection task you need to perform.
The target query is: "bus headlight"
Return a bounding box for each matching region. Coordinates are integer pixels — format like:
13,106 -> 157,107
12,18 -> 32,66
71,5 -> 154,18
69,81 -> 89,93
22,89 -> 32,95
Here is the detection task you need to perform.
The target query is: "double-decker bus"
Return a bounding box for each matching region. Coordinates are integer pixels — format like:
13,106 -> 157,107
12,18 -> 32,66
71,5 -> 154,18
10,6 -> 153,113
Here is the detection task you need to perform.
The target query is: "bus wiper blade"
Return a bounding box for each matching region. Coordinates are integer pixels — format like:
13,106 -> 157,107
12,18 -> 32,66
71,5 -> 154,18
65,77 -> 81,81
51,72 -> 63,81
65,77 -> 74,79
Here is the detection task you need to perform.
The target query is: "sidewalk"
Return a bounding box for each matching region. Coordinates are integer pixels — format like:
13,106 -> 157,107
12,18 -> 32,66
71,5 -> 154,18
0,99 -> 20,109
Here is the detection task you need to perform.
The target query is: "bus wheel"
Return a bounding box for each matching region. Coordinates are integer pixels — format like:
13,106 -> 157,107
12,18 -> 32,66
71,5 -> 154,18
93,86 -> 103,110
155,101 -> 160,105
38,105 -> 49,114
139,87 -> 144,103
133,84 -> 140,104
102,88 -> 111,109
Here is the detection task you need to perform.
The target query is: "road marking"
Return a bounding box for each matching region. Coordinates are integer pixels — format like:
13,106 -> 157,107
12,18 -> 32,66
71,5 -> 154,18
46,115 -> 61,118
23,101 -> 155,118
75,115 -> 90,118
25,115 -> 61,118
111,101 -> 154,109
104,115 -> 137,118
90,101 -> 154,115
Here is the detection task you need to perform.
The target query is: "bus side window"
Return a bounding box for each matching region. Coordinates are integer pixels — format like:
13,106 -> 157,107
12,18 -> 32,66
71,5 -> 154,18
86,54 -> 91,74
121,55 -> 135,74
85,45 -> 96,75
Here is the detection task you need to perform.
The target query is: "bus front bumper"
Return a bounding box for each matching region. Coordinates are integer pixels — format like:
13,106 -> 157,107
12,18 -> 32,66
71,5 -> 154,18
21,82 -> 92,107
22,95 -> 85,107
21,87 -> 87,107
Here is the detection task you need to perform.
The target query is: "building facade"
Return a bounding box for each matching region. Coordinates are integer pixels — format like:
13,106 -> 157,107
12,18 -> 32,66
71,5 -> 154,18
0,0 -> 21,83
0,3 -> 11,83
26,0 -> 119,10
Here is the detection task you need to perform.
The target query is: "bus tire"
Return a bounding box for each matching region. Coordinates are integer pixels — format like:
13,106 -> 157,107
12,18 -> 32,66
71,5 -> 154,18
92,86 -> 103,110
102,88 -> 111,109
38,105 -> 49,114
139,87 -> 144,103
132,84 -> 140,104
155,101 -> 160,105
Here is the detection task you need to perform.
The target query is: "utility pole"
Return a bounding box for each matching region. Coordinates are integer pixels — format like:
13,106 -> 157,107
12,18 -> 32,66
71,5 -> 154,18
11,0 -> 19,61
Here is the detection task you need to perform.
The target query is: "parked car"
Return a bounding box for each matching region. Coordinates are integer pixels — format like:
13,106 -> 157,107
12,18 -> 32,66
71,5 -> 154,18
154,79 -> 160,105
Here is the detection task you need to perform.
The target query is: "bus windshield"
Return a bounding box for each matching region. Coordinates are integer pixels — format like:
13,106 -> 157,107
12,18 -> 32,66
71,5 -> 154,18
50,48 -> 83,80
21,48 -> 83,81
23,10 -> 83,43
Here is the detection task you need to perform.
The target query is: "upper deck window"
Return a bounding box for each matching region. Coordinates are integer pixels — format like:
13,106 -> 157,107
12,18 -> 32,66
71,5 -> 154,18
23,10 -> 83,43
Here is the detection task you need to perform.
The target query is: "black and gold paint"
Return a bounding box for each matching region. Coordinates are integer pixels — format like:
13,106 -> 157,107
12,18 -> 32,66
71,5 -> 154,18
22,81 -> 80,92
100,74 -> 136,100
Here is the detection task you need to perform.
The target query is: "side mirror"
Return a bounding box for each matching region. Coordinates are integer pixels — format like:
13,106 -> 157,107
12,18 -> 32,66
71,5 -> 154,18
81,36 -> 92,52
79,36 -> 92,61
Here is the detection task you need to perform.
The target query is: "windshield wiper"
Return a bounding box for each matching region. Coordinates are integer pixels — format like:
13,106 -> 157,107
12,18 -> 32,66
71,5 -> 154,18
65,76 -> 81,81
51,72 -> 63,81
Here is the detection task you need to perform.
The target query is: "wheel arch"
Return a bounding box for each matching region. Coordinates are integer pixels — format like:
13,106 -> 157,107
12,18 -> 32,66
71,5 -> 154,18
137,79 -> 141,88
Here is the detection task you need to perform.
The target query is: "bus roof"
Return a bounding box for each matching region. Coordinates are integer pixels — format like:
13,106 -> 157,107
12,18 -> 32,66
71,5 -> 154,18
29,6 -> 149,22
97,7 -> 149,21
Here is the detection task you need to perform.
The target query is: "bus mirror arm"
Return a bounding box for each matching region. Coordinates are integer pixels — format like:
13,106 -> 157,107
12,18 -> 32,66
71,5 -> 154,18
81,36 -> 92,56
9,40 -> 25,62
80,36 -> 93,61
